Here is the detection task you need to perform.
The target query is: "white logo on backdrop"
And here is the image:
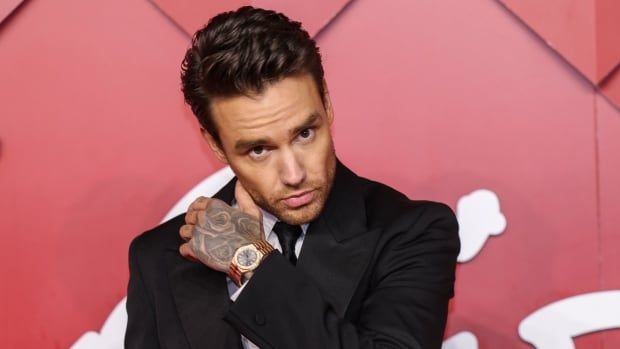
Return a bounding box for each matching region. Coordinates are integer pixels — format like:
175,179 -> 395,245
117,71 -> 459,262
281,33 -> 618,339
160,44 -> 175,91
71,298 -> 127,349
439,189 -> 508,349
441,331 -> 479,349
519,290 -> 620,349
456,189 -> 506,263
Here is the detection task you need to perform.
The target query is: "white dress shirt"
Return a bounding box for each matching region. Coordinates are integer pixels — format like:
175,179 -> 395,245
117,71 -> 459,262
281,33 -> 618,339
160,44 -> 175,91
227,204 -> 309,349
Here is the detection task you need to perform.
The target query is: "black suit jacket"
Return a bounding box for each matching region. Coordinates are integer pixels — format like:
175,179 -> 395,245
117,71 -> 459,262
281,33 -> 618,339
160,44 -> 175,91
126,161 -> 460,349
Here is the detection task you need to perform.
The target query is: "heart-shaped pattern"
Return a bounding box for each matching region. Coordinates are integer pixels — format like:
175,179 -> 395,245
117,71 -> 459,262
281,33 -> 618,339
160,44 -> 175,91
499,0 -> 620,108
0,0 -> 24,24
149,0 -> 352,38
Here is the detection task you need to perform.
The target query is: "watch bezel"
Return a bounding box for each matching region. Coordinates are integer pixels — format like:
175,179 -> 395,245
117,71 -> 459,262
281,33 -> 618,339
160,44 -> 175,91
233,244 -> 263,272
229,240 -> 275,287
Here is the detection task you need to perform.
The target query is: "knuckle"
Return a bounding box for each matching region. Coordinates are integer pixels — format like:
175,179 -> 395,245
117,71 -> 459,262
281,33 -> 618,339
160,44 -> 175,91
179,225 -> 191,238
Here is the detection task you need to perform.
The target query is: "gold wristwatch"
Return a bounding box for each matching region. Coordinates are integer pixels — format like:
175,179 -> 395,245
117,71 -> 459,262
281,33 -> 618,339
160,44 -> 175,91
229,240 -> 274,287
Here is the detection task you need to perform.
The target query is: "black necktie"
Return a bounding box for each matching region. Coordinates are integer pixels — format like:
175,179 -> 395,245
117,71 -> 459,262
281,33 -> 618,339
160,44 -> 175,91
272,222 -> 302,265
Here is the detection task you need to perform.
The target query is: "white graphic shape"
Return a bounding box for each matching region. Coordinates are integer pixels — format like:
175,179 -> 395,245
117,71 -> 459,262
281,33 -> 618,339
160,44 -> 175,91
71,298 -> 127,349
442,331 -> 479,349
456,189 -> 506,262
519,290 -> 620,349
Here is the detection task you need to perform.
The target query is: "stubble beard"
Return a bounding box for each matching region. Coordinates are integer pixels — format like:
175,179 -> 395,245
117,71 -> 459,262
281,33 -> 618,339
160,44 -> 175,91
249,150 -> 336,225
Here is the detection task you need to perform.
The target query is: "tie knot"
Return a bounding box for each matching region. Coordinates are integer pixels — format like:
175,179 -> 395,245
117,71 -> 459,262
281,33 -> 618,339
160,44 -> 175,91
272,222 -> 302,265
273,222 -> 302,240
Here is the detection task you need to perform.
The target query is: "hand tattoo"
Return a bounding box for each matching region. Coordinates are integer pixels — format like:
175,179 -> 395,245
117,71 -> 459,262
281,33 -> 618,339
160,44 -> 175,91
190,199 -> 263,272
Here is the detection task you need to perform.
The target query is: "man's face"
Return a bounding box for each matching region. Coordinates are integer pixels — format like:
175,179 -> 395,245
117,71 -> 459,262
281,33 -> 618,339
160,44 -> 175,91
204,73 -> 336,225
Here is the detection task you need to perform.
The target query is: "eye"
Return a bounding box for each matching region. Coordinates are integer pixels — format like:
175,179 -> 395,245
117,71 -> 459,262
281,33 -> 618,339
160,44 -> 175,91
297,128 -> 315,142
248,146 -> 269,160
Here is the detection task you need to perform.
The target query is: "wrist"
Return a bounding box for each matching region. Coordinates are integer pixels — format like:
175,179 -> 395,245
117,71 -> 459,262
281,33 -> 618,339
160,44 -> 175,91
240,270 -> 254,284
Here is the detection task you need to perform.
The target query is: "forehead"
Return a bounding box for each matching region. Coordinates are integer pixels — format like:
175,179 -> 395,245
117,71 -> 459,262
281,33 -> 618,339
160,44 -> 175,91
210,74 -> 324,145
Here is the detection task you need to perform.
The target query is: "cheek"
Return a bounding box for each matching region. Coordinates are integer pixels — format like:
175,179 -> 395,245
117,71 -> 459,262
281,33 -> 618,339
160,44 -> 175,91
307,132 -> 334,167
235,163 -> 279,197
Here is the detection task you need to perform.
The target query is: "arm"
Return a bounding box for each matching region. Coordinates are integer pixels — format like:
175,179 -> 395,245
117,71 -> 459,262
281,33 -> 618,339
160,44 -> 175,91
225,203 -> 460,349
125,237 -> 161,349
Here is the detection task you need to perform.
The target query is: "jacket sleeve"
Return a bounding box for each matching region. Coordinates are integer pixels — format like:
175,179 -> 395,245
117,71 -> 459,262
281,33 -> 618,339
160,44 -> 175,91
224,202 -> 460,349
125,237 -> 161,349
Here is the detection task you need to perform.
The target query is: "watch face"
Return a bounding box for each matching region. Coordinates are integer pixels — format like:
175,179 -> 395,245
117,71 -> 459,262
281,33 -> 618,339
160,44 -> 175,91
236,248 -> 258,267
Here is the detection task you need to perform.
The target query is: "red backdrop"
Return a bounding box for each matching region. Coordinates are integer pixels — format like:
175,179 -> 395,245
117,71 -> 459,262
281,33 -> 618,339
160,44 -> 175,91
1,0 -> 619,348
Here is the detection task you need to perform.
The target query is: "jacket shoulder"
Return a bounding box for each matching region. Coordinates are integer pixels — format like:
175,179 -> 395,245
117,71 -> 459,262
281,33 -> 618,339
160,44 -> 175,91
360,177 -> 457,230
129,213 -> 186,259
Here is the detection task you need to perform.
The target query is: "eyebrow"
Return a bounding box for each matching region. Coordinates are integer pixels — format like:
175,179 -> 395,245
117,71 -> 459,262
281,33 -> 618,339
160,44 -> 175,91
234,112 -> 322,152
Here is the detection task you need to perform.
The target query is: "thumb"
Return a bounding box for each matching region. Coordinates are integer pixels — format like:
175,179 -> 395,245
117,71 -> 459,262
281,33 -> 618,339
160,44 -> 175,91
235,180 -> 262,221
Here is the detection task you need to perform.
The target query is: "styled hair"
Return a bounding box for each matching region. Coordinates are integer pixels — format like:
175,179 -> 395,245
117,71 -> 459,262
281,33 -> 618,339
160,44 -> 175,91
180,6 -> 325,145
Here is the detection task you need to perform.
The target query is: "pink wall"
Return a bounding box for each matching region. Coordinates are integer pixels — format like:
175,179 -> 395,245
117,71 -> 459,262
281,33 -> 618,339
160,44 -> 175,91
1,0 -> 618,348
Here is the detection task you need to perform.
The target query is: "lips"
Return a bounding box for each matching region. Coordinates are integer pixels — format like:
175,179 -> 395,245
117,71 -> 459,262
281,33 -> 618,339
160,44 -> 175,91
282,190 -> 316,208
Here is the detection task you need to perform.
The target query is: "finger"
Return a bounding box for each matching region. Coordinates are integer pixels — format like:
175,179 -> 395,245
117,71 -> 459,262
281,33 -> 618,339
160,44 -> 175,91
179,242 -> 199,262
185,196 -> 210,224
185,209 -> 200,225
235,181 -> 262,220
179,224 -> 194,241
188,196 -> 210,211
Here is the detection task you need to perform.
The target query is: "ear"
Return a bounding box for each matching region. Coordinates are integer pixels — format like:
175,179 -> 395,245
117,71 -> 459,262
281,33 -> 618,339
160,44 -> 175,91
200,128 -> 228,164
322,79 -> 334,126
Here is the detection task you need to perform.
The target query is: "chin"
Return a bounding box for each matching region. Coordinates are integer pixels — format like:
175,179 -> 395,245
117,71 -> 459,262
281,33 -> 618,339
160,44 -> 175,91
273,200 -> 324,225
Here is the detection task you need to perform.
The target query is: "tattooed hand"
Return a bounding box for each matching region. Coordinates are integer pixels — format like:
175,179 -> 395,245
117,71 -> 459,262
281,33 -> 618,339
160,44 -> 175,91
179,181 -> 265,273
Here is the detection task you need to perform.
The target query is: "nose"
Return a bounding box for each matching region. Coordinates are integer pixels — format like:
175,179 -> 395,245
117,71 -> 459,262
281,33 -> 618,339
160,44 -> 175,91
279,149 -> 305,187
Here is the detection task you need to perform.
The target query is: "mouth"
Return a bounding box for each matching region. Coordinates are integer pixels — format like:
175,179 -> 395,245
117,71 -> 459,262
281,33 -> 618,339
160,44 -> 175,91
282,189 -> 316,209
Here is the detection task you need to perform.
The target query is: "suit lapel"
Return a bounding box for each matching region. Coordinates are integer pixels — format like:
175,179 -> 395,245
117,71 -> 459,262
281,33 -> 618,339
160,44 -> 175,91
166,177 -> 242,349
297,161 -> 380,317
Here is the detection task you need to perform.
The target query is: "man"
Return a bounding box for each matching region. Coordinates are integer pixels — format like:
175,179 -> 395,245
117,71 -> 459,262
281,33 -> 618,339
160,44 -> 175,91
126,6 -> 460,349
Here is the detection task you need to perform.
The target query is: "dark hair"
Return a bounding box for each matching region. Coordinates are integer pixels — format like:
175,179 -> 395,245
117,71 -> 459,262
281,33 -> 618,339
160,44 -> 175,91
180,6 -> 325,145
